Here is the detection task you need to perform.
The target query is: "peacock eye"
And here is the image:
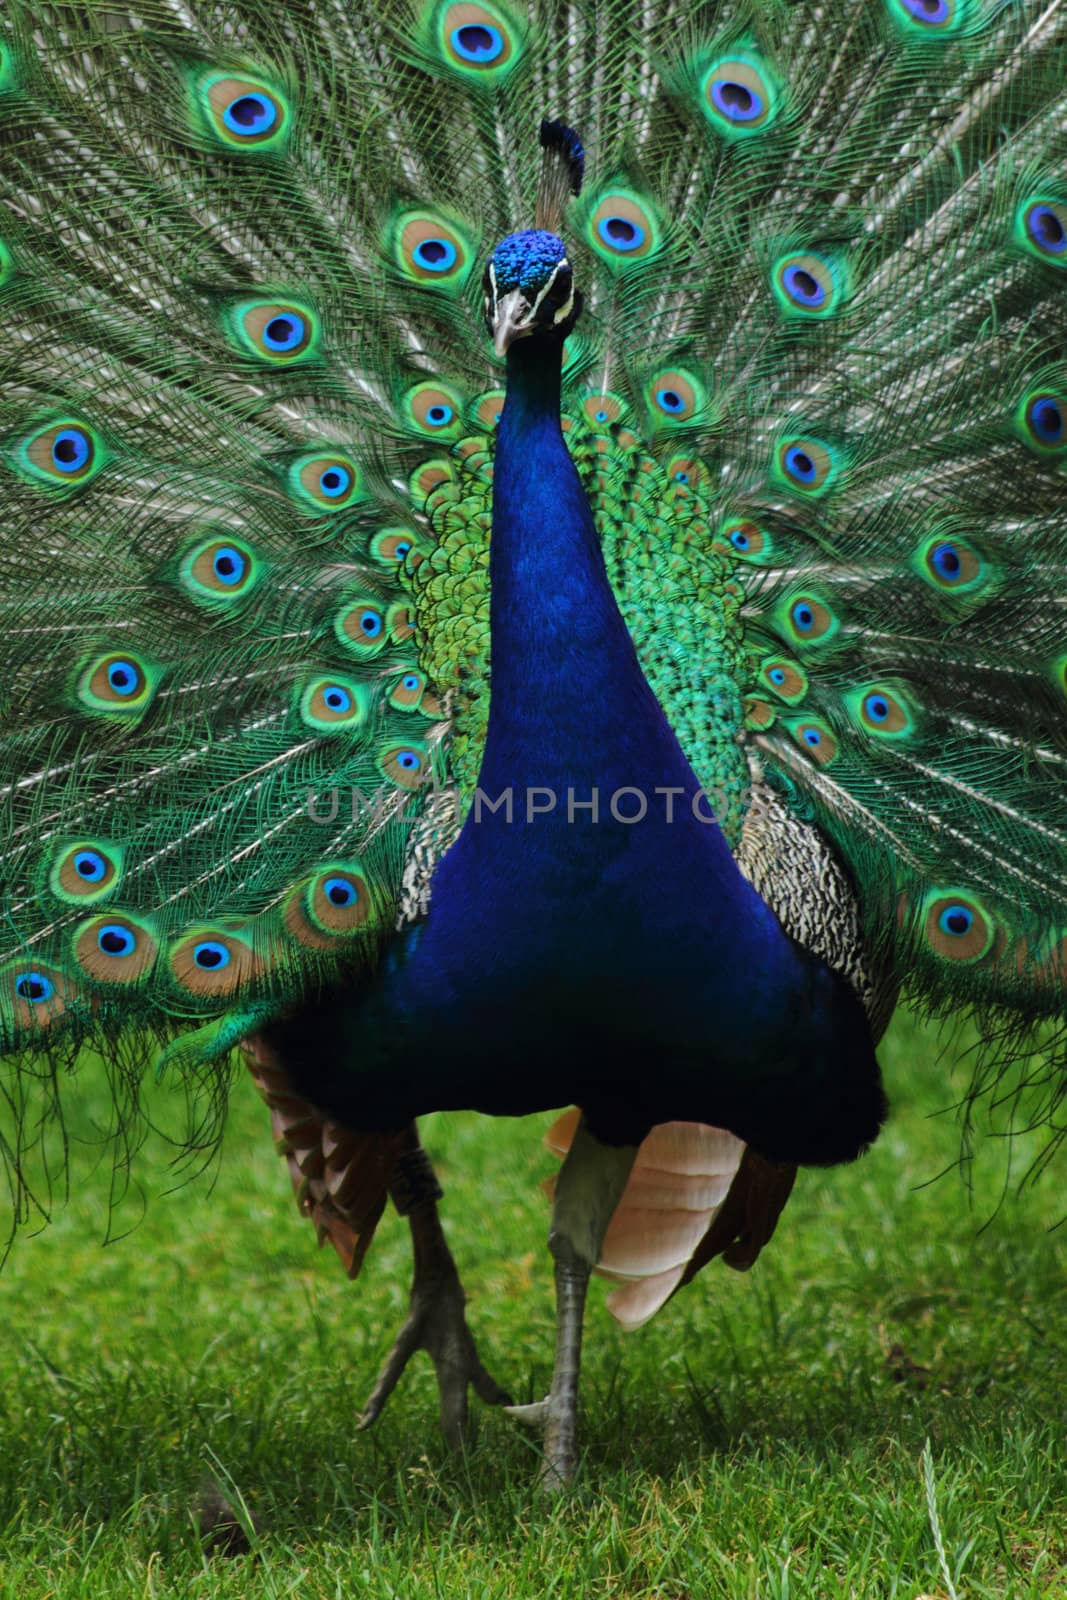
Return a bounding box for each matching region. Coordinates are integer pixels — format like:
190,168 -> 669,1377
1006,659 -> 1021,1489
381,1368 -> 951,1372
99,923 -> 136,957
199,74 -> 290,152
1030,397 -> 1063,444
896,0 -> 952,26
701,57 -> 778,136
19,418 -> 105,489
212,545 -> 247,585
451,22 -> 503,61
223,91 -> 277,137
548,263 -> 572,300
51,428 -> 92,473
323,876 -> 358,907
931,542 -> 961,580
1017,197 -> 1067,264
785,446 -> 815,482
599,216 -> 643,251
105,658 -> 143,696
193,940 -> 231,970
15,972 -> 54,1003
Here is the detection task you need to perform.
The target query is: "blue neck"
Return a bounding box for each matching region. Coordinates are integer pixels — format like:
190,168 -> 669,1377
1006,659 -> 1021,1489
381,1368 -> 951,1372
480,335 -> 686,795
420,328 -> 753,962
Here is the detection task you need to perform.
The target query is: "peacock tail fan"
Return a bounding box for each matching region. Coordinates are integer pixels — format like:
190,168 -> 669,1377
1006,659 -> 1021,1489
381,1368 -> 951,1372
1,0 -> 1065,1222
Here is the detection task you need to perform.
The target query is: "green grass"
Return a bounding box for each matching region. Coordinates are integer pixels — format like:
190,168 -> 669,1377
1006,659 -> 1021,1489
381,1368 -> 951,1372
0,1010 -> 1063,1598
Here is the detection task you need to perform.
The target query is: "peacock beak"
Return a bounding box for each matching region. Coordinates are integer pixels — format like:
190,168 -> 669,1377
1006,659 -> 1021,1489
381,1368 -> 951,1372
491,288 -> 537,357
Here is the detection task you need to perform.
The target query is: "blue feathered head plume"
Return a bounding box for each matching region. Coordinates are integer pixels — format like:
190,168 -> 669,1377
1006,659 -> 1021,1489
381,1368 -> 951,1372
483,119 -> 584,353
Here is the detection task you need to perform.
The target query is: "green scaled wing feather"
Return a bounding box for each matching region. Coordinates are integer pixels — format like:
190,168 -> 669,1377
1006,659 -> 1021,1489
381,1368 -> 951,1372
1,0 -> 1066,1187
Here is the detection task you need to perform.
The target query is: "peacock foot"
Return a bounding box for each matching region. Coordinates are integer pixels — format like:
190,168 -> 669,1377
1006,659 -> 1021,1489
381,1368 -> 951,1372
504,1383 -> 579,1491
358,1142 -> 512,1449
503,1245 -> 591,1491
505,1120 -> 639,1492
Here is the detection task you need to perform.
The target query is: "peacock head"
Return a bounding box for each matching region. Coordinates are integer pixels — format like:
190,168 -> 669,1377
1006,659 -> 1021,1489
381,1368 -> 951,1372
483,228 -> 581,356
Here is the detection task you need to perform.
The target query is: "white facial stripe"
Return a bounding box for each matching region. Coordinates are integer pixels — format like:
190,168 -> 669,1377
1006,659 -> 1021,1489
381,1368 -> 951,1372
527,257 -> 571,325
552,288 -> 575,325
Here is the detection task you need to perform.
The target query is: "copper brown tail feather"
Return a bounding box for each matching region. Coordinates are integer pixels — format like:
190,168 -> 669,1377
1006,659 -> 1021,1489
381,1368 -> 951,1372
241,1033 -> 406,1278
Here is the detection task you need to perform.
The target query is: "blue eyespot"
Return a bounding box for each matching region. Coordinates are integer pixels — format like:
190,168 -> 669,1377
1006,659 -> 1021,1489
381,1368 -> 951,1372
319,465 -> 352,498
402,674 -> 420,690
392,541 -> 412,561
782,264 -> 825,308
98,923 -> 136,957
107,659 -> 140,696
51,427 -> 91,474
803,727 -> 822,747
769,667 -> 786,686
938,904 -> 974,937
595,409 -> 608,423
323,685 -> 353,714
323,876 -> 358,908
222,92 -> 277,137
396,750 -> 420,771
1030,397 -> 1063,443
930,542 -> 962,580
656,389 -> 685,414
413,237 -> 459,273
193,940 -> 231,970
596,215 -> 646,252
791,601 -> 815,632
898,0 -> 951,21
74,849 -> 107,882
730,529 -> 750,551
212,546 -> 247,586
863,693 -> 890,723
263,314 -> 306,352
674,470 -> 689,483
450,23 -> 504,62
1026,204 -> 1067,255
359,610 -> 383,638
425,404 -> 454,427
710,78 -> 764,124
784,446 -> 816,484
15,971 -> 54,1003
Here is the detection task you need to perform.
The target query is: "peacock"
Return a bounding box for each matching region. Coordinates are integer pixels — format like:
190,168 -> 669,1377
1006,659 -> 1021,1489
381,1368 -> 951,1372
2,0 -> 1066,1490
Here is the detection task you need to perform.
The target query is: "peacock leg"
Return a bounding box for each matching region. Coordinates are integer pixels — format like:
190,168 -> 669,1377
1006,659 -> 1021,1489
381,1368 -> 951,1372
358,1126 -> 513,1448
507,1116 -> 637,1489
